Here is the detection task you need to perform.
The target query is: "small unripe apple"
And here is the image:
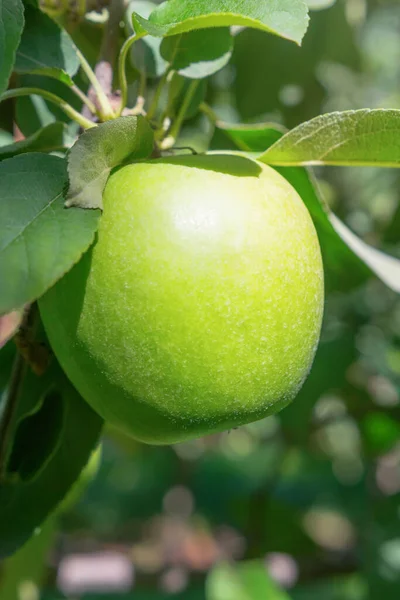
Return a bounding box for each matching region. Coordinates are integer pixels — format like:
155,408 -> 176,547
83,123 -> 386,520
39,154 -> 324,444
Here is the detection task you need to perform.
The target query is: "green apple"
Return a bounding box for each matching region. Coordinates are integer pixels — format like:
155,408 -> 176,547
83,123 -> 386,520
39,154 -> 324,444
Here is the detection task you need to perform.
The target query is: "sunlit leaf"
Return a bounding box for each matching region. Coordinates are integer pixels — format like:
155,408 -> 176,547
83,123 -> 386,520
134,0 -> 310,45
66,116 -> 154,210
260,109 -> 400,166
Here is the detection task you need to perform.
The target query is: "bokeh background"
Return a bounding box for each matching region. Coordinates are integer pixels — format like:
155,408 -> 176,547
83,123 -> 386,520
1,0 -> 400,598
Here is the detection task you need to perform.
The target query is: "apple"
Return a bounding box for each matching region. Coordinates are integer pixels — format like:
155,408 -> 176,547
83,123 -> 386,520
39,153 -> 324,444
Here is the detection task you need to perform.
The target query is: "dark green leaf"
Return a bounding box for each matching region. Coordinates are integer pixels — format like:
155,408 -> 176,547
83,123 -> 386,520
66,116 -> 154,210
0,122 -> 66,161
260,109 -> 400,166
0,153 -> 100,315
7,390 -> 64,481
15,5 -> 79,85
0,361 -> 103,558
161,28 -> 233,79
134,0 -> 310,45
213,121 -> 286,152
0,0 -> 24,95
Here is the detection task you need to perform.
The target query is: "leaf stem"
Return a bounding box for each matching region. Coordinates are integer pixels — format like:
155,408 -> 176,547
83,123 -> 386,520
117,32 -> 147,117
76,48 -> 115,119
71,84 -> 99,116
160,80 -> 200,150
199,102 -> 219,125
0,88 -> 96,130
147,68 -> 174,122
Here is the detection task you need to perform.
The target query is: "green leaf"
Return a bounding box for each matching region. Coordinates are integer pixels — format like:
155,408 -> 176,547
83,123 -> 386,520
0,122 -> 66,161
0,153 -> 100,315
260,109 -> 400,166
161,28 -> 233,79
66,116 -> 154,210
328,214 -> 400,293
207,560 -> 291,600
15,5 -> 79,85
134,0 -> 310,45
7,389 -> 65,481
0,362 -> 103,558
213,120 -> 286,152
0,0 -> 24,95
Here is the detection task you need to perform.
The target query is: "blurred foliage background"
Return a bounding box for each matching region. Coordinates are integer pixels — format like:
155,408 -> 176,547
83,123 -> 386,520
1,0 -> 400,598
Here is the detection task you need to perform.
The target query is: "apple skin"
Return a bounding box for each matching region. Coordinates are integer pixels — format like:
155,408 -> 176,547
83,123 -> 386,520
39,154 -> 324,444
